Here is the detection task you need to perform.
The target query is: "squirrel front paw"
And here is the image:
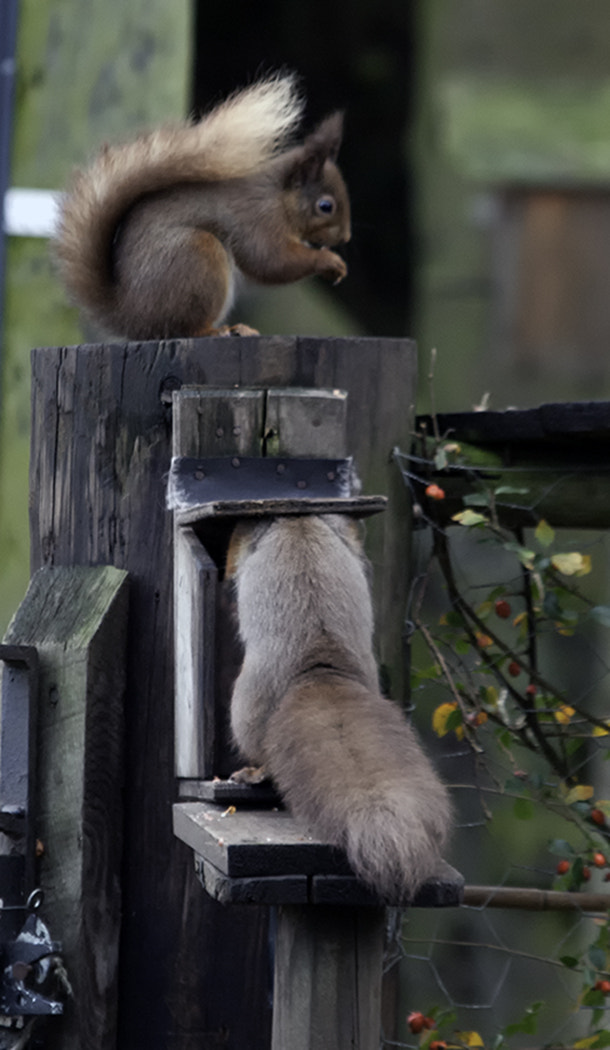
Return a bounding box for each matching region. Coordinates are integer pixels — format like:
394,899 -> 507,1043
317,249 -> 348,285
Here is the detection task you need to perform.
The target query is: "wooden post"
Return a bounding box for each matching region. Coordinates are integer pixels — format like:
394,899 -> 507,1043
3,565 -> 128,1049
29,336 -> 416,1050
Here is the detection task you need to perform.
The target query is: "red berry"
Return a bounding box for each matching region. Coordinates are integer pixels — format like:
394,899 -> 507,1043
556,859 -> 570,875
495,599 -> 511,619
476,632 -> 493,649
592,808 -> 606,827
508,661 -> 521,677
430,1043 -> 447,1050
425,483 -> 445,501
408,1012 -> 425,1034
583,866 -> 591,881
525,683 -> 537,698
604,871 -> 610,882
593,851 -> 606,868
595,980 -> 610,994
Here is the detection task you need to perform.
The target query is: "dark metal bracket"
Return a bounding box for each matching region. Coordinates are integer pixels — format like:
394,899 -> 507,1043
0,646 -> 63,1020
168,455 -> 387,524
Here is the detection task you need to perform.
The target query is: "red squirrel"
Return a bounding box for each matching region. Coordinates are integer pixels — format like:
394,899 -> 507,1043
54,74 -> 350,339
227,515 -> 452,902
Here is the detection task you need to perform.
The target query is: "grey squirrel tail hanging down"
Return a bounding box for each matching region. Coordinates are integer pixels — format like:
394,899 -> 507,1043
228,515 -> 452,902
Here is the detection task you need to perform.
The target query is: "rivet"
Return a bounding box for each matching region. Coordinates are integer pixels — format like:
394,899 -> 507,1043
216,427 -> 224,437
233,426 -> 241,436
326,471 -> 336,482
194,469 -> 205,481
231,457 -> 240,468
276,463 -> 286,475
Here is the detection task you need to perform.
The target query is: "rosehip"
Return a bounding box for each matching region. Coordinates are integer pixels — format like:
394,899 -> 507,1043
525,683 -> 537,698
408,1012 -> 425,1034
495,599 -> 511,619
508,661 -> 521,677
595,980 -> 610,994
423,1017 -> 436,1031
582,866 -> 591,881
593,851 -> 606,868
592,808 -> 606,827
425,484 -> 445,501
476,633 -> 493,649
430,1042 -> 447,1050
556,859 -> 570,875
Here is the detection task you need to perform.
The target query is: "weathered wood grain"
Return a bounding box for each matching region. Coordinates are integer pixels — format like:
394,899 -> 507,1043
174,527 -> 217,779
4,565 -> 128,1050
30,336 -> 415,1050
271,905 -> 385,1050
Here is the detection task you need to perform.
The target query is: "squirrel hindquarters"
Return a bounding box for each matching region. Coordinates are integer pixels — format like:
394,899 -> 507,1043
55,74 -> 351,340
228,515 -> 452,902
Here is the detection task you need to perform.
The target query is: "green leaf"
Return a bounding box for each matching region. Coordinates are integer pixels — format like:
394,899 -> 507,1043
452,509 -> 488,527
494,485 -> 530,497
463,491 -> 490,507
591,606 -> 610,628
513,797 -> 535,820
582,988 -> 606,1008
548,838 -> 575,857
535,518 -> 555,547
434,448 -> 448,470
502,540 -> 536,568
503,1001 -> 542,1036
559,955 -> 579,968
589,946 -> 606,970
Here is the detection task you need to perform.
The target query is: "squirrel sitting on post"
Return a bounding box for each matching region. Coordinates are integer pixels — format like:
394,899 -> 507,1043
54,74 -> 350,339
227,514 -> 452,902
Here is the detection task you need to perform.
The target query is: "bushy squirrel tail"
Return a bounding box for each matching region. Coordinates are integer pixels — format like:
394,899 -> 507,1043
54,74 -> 303,331
264,671 -> 452,902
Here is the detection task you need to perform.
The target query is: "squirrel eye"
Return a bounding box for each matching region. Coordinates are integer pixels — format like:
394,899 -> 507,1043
316,196 -> 335,215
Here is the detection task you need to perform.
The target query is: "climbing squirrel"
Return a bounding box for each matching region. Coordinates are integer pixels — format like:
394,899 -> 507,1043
54,74 -> 351,339
227,514 -> 452,902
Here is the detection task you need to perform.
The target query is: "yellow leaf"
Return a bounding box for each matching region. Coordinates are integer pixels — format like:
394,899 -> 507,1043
554,705 -> 575,725
564,784 -> 594,805
454,1031 -> 484,1047
551,552 -> 592,577
432,701 -> 464,740
593,724 -> 610,737
574,1037 -> 601,1049
535,518 -> 555,547
484,685 -> 499,706
451,509 -> 488,527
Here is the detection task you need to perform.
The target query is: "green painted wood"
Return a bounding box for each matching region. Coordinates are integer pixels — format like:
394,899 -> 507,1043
3,564 -> 129,1050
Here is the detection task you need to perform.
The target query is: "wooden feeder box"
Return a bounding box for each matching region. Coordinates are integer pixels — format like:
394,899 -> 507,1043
170,385 -> 462,910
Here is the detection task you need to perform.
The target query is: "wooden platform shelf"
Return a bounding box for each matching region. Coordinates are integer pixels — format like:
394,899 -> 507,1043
173,794 -> 464,908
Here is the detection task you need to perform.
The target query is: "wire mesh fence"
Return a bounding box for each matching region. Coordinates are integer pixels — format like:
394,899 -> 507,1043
388,434 -> 610,1050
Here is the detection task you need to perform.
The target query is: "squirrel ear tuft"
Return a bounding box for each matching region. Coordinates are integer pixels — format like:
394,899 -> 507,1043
305,111 -> 344,164
284,111 -> 345,186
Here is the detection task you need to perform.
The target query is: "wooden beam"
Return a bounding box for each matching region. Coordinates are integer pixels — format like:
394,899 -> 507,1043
3,564 -> 128,1050
271,905 -> 385,1050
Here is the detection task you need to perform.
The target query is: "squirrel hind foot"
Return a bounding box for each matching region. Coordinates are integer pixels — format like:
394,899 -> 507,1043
229,764 -> 269,784
200,323 -> 260,337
